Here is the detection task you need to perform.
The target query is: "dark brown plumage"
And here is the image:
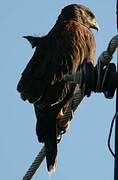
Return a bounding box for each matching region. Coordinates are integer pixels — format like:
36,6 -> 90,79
17,4 -> 98,173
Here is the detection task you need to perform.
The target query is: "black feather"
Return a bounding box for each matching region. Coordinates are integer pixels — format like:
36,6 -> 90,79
23,36 -> 41,48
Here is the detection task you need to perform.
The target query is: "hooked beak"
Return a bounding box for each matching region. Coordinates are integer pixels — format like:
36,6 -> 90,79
92,21 -> 100,31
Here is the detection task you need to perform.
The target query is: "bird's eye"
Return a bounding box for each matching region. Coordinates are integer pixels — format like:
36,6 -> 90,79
87,11 -> 94,18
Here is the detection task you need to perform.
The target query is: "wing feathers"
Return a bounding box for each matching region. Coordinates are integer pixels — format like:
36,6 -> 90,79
23,36 -> 41,48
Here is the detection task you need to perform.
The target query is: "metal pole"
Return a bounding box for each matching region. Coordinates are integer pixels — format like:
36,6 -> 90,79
114,1 -> 118,180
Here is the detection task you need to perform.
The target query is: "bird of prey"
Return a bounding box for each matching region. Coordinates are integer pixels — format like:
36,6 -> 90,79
17,4 -> 98,173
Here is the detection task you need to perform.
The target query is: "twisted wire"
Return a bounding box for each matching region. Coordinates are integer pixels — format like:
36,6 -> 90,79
98,34 -> 118,65
96,35 -> 118,92
22,146 -> 46,180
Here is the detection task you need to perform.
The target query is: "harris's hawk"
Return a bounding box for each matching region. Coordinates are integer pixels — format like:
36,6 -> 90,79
17,4 -> 98,173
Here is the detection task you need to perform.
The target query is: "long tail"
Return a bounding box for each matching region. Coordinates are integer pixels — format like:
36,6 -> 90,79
44,116 -> 57,173
34,105 -> 57,173
34,85 -> 76,172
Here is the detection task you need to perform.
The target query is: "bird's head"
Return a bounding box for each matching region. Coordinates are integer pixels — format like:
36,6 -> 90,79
57,4 -> 99,31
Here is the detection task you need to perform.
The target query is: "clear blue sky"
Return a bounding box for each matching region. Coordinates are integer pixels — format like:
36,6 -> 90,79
0,0 -> 117,179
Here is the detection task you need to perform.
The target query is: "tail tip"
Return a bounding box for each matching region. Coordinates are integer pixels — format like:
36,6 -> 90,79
48,160 -> 57,176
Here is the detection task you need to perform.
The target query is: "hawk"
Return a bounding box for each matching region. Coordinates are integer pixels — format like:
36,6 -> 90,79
17,4 -> 98,173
